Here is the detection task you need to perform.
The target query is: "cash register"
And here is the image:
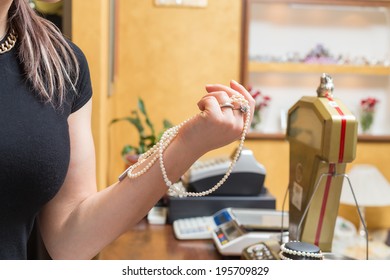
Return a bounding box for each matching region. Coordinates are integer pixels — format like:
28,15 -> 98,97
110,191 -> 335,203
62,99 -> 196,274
167,148 -> 276,223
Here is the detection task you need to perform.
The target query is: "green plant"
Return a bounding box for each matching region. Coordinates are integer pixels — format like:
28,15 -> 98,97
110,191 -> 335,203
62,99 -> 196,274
110,97 -> 173,163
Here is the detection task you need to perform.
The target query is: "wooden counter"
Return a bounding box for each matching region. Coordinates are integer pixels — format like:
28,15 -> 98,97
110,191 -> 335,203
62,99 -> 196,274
98,219 -> 234,260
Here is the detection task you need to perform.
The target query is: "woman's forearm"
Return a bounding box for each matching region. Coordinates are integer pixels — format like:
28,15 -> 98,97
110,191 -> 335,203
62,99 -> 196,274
43,121 -> 203,260
40,81 -> 253,260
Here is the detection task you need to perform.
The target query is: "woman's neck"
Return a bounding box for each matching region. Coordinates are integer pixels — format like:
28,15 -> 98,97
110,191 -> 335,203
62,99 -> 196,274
0,20 -> 8,40
0,0 -> 12,40
0,24 -> 7,41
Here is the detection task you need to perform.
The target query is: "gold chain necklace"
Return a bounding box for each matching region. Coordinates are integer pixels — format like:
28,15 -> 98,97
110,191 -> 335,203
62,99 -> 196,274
0,30 -> 17,54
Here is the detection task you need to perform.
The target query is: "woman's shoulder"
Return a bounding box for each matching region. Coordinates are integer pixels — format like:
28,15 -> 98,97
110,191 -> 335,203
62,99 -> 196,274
64,38 -> 89,68
63,38 -> 93,113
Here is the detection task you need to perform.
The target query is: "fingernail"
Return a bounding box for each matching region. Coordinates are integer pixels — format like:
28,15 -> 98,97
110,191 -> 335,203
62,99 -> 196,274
231,79 -> 239,85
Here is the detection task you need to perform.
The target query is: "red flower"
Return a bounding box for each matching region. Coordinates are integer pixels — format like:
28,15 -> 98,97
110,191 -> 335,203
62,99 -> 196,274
247,86 -> 271,113
360,97 -> 379,113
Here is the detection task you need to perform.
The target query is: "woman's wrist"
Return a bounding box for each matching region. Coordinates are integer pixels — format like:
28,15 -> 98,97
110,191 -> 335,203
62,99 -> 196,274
174,114 -> 211,157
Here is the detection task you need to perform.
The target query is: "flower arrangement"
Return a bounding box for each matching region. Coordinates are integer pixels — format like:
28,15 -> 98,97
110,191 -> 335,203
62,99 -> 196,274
247,86 -> 271,130
359,97 -> 379,133
110,97 -> 172,165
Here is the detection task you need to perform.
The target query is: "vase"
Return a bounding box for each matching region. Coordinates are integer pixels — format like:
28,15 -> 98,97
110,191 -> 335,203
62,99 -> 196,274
360,111 -> 374,134
251,110 -> 266,132
251,111 -> 260,128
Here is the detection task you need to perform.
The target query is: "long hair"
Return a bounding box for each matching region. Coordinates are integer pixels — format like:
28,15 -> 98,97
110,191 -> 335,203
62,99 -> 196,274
8,0 -> 79,107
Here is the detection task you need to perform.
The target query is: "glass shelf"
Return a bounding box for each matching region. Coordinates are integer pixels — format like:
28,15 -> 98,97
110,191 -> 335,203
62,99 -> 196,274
242,1 -> 390,142
248,62 -> 390,76
247,132 -> 390,142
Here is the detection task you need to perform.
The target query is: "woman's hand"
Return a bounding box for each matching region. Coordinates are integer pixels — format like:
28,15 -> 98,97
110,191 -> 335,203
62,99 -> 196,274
178,80 -> 255,157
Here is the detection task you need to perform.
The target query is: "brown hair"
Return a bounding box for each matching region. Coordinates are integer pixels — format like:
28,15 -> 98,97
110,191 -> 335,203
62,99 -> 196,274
8,0 -> 79,106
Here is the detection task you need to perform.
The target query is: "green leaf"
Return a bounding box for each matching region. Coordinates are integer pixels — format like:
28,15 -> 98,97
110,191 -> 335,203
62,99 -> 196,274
137,97 -> 156,137
121,145 -> 137,156
142,135 -> 156,147
138,97 -> 146,115
130,111 -> 145,135
163,119 -> 173,129
110,97 -> 173,159
110,115 -> 144,135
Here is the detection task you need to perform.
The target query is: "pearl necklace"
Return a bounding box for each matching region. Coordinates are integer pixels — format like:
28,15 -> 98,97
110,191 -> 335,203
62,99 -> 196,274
123,93 -> 250,197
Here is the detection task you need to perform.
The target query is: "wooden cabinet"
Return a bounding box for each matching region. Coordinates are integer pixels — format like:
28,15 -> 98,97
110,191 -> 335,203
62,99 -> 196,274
242,0 -> 390,141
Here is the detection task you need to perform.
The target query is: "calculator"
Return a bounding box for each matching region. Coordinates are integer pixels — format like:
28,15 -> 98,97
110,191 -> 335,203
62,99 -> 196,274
173,216 -> 217,240
173,208 -> 288,242
173,208 -> 236,240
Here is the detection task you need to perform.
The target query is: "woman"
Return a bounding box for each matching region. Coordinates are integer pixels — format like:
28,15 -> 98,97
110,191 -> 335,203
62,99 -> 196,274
0,0 -> 254,259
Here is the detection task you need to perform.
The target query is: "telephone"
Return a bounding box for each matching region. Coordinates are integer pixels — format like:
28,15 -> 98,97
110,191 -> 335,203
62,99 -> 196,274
181,148 -> 266,196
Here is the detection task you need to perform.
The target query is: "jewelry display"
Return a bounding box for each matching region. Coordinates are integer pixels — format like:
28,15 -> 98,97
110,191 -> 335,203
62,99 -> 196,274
0,29 -> 17,55
250,43 -> 390,67
121,93 -> 251,198
279,241 -> 323,260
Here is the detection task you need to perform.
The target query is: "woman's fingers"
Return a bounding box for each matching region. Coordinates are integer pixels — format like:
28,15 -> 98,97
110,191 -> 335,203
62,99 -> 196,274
204,80 -> 255,122
230,80 -> 255,108
229,80 -> 255,123
230,80 -> 253,101
205,80 -> 255,108
205,83 -> 238,97
197,95 -> 221,118
197,90 -> 244,120
181,82 -> 253,154
197,91 -> 230,111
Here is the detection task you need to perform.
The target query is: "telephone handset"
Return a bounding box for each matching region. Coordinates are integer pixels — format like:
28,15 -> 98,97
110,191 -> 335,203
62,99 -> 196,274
181,148 -> 266,196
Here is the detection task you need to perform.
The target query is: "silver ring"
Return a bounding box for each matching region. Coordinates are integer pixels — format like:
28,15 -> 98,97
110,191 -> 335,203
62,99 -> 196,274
220,102 -> 234,109
231,105 -> 249,113
220,102 -> 249,114
235,104 -> 249,113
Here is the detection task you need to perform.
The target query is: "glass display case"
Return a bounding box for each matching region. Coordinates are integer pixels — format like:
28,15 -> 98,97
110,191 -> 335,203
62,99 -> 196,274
242,0 -> 390,141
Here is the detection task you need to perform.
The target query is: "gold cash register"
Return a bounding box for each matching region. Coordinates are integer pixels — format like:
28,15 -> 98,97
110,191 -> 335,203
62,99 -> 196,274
286,73 -> 357,252
241,73 -> 358,260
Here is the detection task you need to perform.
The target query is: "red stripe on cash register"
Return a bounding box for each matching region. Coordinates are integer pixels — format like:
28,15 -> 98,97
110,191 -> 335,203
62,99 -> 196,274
326,96 -> 347,163
314,96 -> 347,246
315,163 -> 335,246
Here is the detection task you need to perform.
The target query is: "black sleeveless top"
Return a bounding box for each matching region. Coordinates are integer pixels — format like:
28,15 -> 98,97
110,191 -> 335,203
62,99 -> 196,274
0,38 -> 92,259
